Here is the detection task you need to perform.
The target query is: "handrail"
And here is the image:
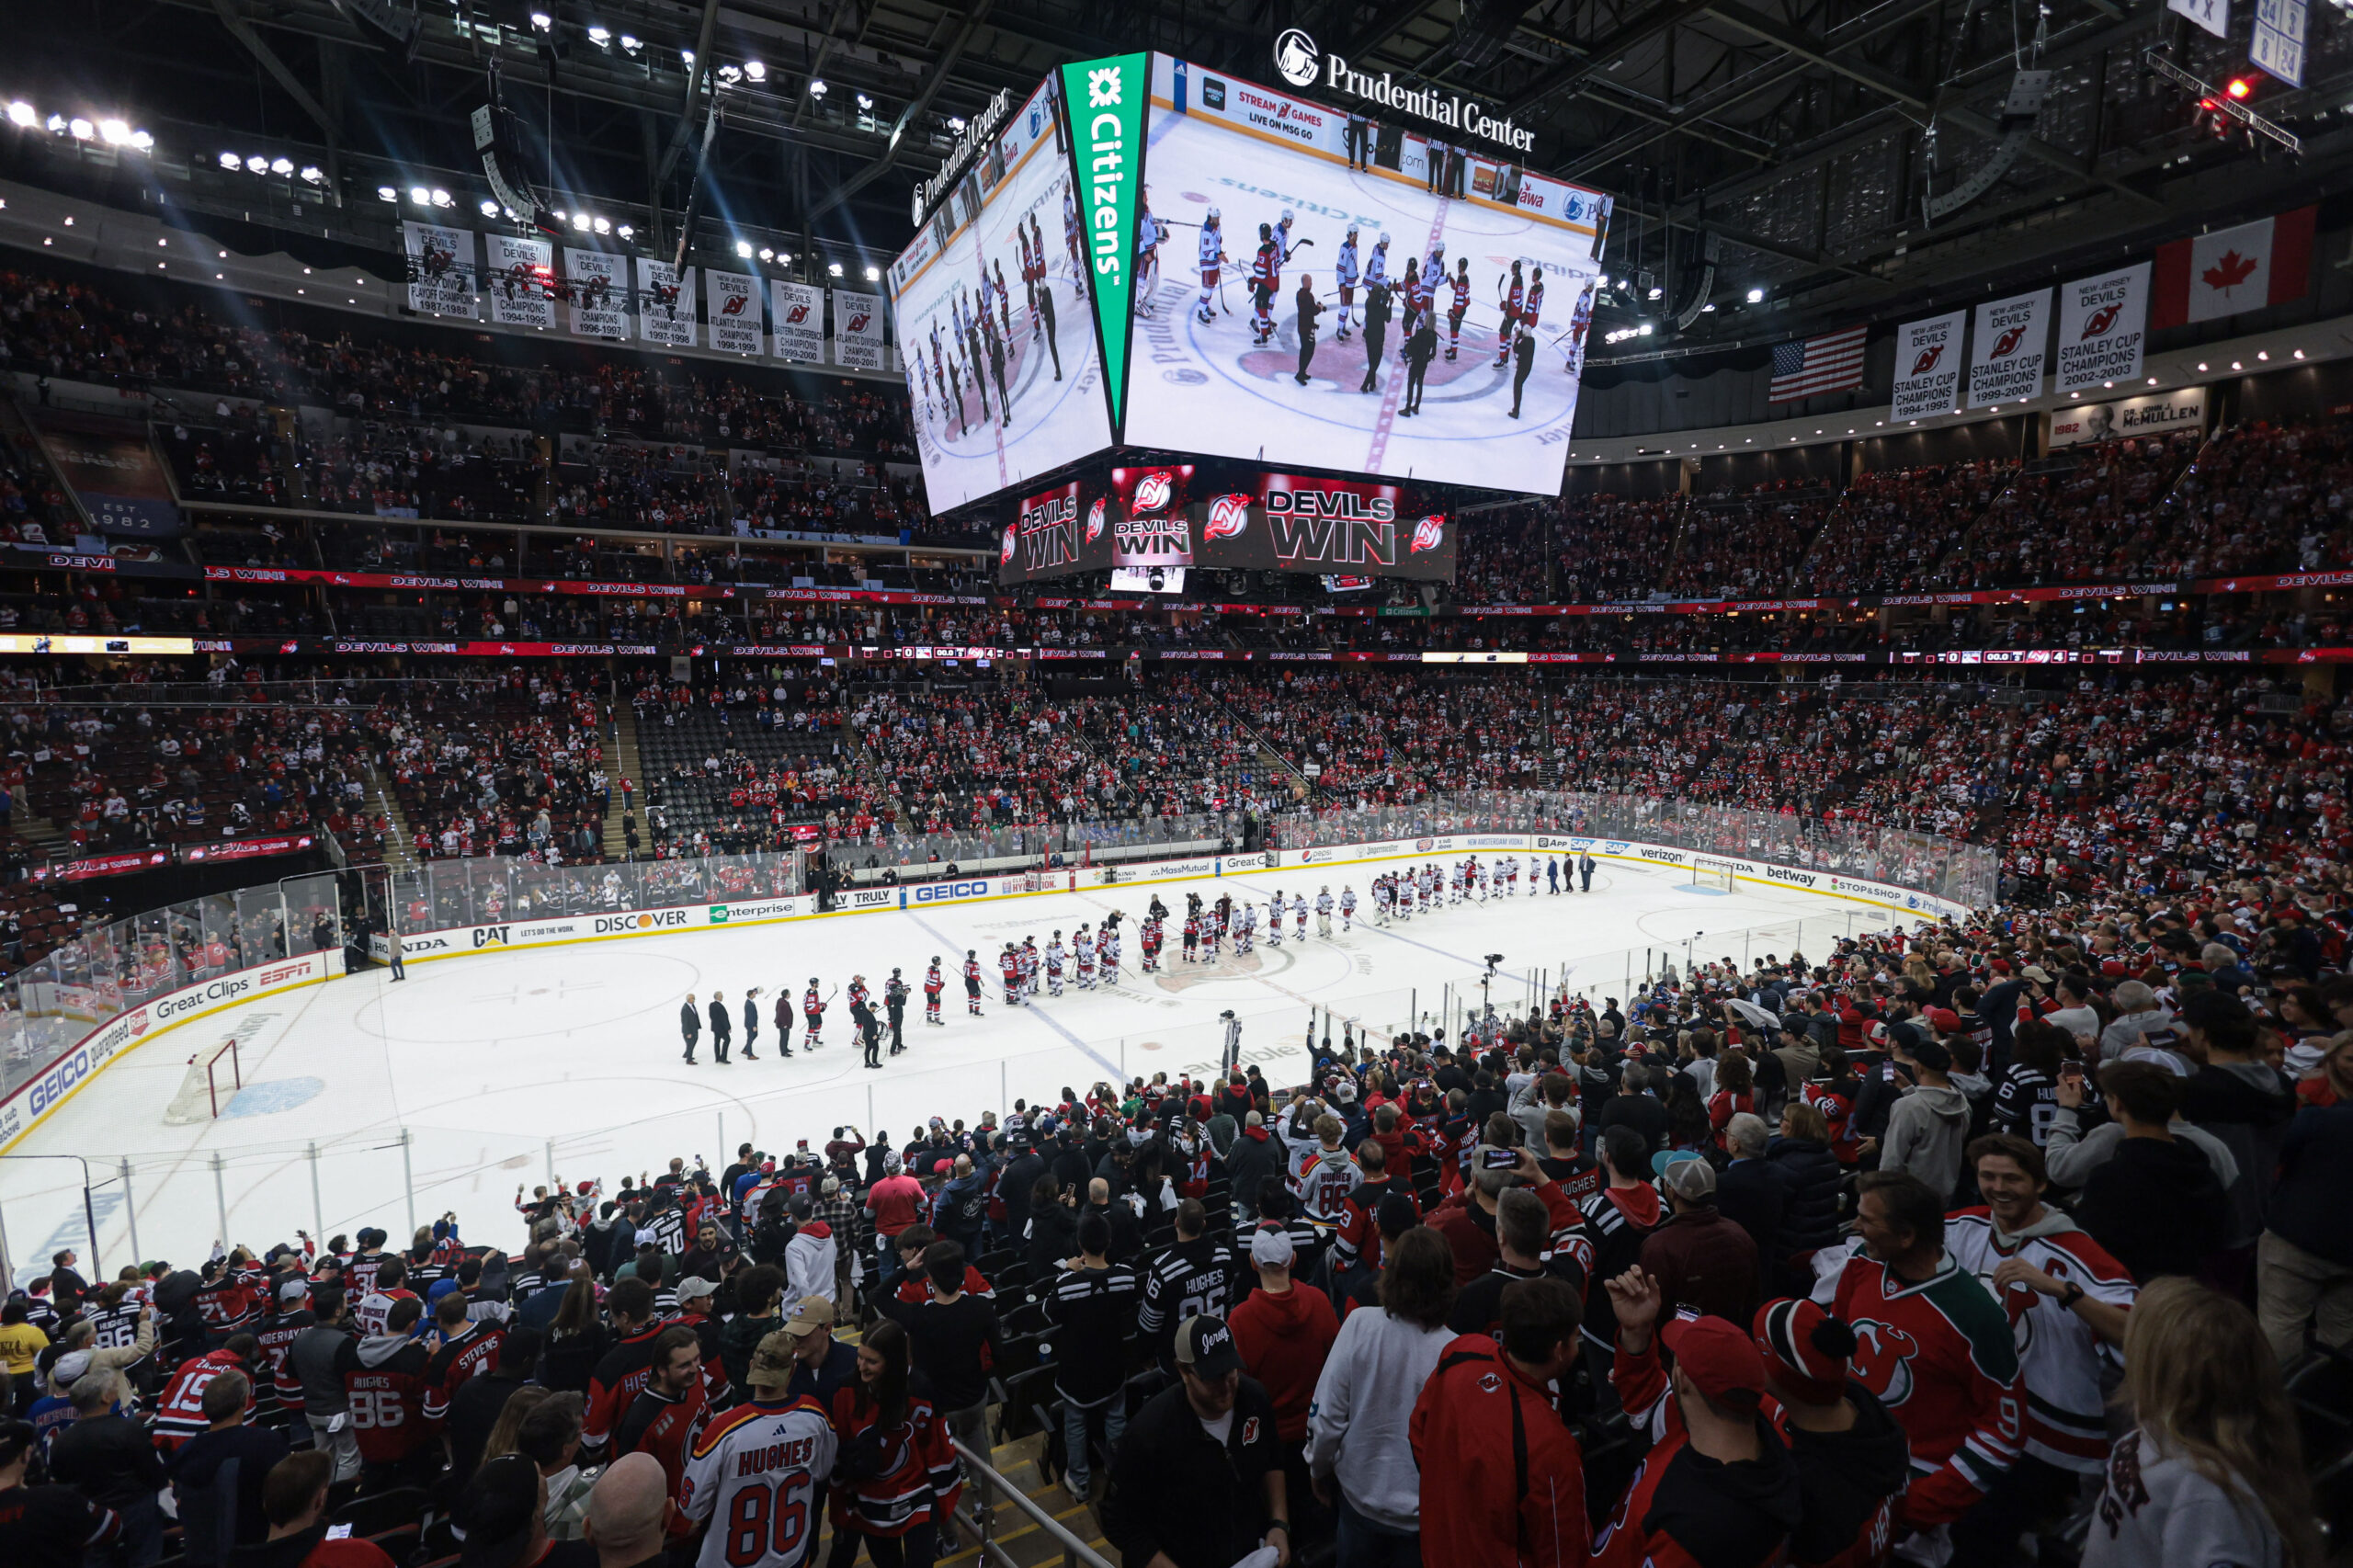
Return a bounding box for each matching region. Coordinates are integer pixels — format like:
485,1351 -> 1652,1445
948,1437 -> 1116,1568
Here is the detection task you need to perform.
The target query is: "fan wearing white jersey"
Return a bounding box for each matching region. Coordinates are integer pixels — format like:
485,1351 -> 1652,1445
680,1335 -> 837,1568
1288,1113 -> 1362,1229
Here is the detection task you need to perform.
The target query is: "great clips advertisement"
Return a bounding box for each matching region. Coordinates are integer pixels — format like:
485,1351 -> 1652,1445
999,476 -> 1111,585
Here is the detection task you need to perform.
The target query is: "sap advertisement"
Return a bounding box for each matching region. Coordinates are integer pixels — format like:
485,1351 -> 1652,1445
888,78 -> 1114,515
1120,51 -> 1607,496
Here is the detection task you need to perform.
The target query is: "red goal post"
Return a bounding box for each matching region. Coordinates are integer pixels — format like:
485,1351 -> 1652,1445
165,1039 -> 241,1123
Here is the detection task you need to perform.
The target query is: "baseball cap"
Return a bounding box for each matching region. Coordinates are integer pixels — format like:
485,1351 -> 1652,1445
1249,1229 -> 1296,1269
1660,1314 -> 1768,1403
747,1330 -> 801,1386
1173,1314 -> 1244,1381
52,1349 -> 93,1386
2021,965 -> 2055,985
1752,1298 -> 1856,1405
456,1454 -> 542,1568
779,1297 -> 835,1339
674,1276 -> 717,1303
1662,1157 -> 1717,1202
278,1279 -> 310,1305
1922,1006 -> 1962,1035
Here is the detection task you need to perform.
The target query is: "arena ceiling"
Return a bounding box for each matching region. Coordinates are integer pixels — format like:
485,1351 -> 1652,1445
9,0 -> 2353,365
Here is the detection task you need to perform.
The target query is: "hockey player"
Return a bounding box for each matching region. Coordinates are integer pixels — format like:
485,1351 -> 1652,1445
1235,900 -> 1254,954
991,259 -> 1014,344
1496,259 -> 1525,369
1045,934 -> 1066,997
1506,855 -> 1520,897
924,957 -> 945,1025
1017,221 -> 1040,322
1292,891 -> 1309,940
1135,190 -> 1167,317
1398,254 -> 1425,347
1022,937 -> 1041,1001
1063,186 -> 1086,298
1182,907 -> 1199,961
1315,886 -> 1335,938
1000,945 -> 1022,1007
1266,891 -> 1285,948
1519,266 -> 1547,369
1074,926 -> 1097,990
1100,924 -> 1122,985
1420,244 -> 1448,351
1249,222 -> 1280,347
1339,884 -> 1358,931
1276,208 -> 1298,261
801,978 -> 826,1050
1447,255 -> 1472,361
1333,225 -> 1360,341
1196,208 -> 1225,325
962,949 -> 984,1016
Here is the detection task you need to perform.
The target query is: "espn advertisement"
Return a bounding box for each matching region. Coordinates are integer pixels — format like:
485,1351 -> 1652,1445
1966,287 -> 2050,408
887,76 -> 1113,514
1117,51 -> 1607,496
1890,311 -> 1964,421
999,476 -> 1112,585
2053,263 -> 2149,395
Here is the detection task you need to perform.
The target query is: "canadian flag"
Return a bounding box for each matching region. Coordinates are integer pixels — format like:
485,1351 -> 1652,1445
2152,206 -> 2313,328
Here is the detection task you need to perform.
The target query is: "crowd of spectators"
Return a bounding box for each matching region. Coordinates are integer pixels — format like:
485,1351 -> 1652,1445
369,671 -> 610,866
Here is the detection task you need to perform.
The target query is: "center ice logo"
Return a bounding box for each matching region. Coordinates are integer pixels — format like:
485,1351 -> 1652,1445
1274,28 -> 1320,87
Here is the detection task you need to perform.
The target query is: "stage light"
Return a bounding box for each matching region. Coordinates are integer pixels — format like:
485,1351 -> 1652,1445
716,64 -> 742,87
616,224 -> 634,240
220,151 -> 242,169
299,165 -> 323,183
529,11 -> 551,29
758,247 -> 774,261
1745,286 -> 1765,303
864,265 -> 881,281
619,34 -> 640,53
6,102 -> 34,128
947,116 -> 965,132
745,60 -> 767,83
679,50 -> 693,64
858,93 -> 874,110
378,185 -> 399,201
809,78 -> 827,98
409,185 -> 431,204
1646,286 -> 1663,301
247,155 -> 270,173
429,188 -> 452,208
2227,75 -> 2253,98
130,131 -> 152,151
97,119 -> 131,145
587,25 -> 610,46
1637,322 -> 1653,335
827,260 -> 843,276
479,198 -> 500,217
572,211 -> 591,230
736,240 -> 754,257
269,156 -> 294,175
591,216 -> 609,234
44,115 -> 63,133
68,118 -> 92,140
773,251 -> 789,266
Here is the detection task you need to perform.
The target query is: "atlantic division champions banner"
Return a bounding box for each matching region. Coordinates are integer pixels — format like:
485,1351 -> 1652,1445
705,269 -> 765,357
832,289 -> 887,370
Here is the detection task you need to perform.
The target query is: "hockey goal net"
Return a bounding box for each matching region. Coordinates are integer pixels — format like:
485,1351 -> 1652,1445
165,1039 -> 241,1123
1690,858 -> 1737,892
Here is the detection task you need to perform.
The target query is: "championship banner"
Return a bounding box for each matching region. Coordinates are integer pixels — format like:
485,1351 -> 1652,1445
2054,263 -> 2149,394
1891,311 -> 1966,421
1057,53 -> 1150,431
401,221 -> 479,319
1966,288 -> 2050,408
999,476 -> 1110,585
483,234 -> 555,330
832,289 -> 886,369
31,412 -> 184,538
636,258 -> 696,347
705,269 -> 764,356
771,280 -> 824,363
565,249 -> 628,338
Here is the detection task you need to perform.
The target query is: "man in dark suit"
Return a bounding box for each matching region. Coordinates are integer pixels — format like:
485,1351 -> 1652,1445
709,990 -> 733,1063
680,993 -> 700,1063
1401,312 -> 1438,415
1713,1111 -> 1790,1297
1358,280 -> 1392,393
1508,325 -> 1538,419
1293,277 -> 1324,386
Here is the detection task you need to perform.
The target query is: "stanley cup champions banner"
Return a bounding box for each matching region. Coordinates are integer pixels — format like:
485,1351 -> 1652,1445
2053,263 -> 2150,395
636,257 -> 697,347
770,280 -> 825,363
1891,311 -> 1966,422
1967,288 -> 2051,408
402,221 -> 480,319
705,269 -> 765,356
483,234 -> 555,330
832,289 -> 886,369
565,249 -> 628,338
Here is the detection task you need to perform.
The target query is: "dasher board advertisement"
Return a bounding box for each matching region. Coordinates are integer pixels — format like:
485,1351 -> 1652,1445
1119,52 -> 1607,497
887,76 -> 1114,515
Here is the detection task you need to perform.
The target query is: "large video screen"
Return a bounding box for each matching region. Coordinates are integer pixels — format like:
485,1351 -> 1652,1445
1121,53 -> 1609,497
888,81 -> 1113,515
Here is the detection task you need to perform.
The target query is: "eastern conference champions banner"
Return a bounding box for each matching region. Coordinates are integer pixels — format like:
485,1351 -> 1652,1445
2054,263 -> 2149,395
483,234 -> 555,330
637,257 -> 696,347
705,269 -> 765,356
1891,312 -> 1965,421
771,280 -> 825,363
1968,289 -> 2050,408
402,221 -> 480,319
833,289 -> 886,369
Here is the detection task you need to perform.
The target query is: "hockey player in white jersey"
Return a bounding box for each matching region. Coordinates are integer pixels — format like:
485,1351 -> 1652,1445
1135,190 -> 1168,317
1365,233 -> 1391,299
1266,891 -> 1285,947
1292,892 -> 1309,939
1315,886 -> 1335,937
1339,884 -> 1358,931
1333,226 -> 1359,341
1276,208 -> 1298,262
1195,209 -> 1226,324
1063,187 -> 1086,297
1044,934 -> 1066,997
1420,244 -> 1448,335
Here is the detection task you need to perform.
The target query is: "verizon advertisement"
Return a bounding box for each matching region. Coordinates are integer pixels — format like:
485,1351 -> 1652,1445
999,477 -> 1111,585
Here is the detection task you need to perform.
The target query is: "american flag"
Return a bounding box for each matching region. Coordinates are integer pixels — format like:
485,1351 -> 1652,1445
1768,324 -> 1869,402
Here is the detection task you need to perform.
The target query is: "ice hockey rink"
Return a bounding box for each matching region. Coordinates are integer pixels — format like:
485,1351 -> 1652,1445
1123,76 -> 1602,493
0,858 -> 1898,1282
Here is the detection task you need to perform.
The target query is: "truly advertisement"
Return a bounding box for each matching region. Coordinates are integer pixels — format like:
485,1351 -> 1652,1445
1060,53 -> 1150,433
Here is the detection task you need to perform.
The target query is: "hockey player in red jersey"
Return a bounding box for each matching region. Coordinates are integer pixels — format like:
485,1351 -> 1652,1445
1504,266 -> 1547,369
1496,259 -> 1525,369
924,957 -> 945,1026
1446,256 -> 1472,361
961,949 -> 983,1015
1250,223 -> 1279,346
801,979 -> 825,1050
1813,1171 -> 2025,1540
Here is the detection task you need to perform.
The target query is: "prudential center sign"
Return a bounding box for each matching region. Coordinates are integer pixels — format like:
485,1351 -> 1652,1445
1271,28 -> 1538,153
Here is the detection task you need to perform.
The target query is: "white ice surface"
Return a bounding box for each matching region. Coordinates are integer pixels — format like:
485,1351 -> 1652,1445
0,859 -> 1891,1279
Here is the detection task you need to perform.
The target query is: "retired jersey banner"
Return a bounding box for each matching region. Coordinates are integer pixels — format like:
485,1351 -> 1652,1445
636,257 -> 696,347
770,280 -> 824,362
402,221 -> 479,319
483,234 -> 555,330
705,269 -> 764,356
1058,53 -> 1149,432
2054,263 -> 2149,394
565,249 -> 628,338
832,289 -> 886,369
1967,288 -> 2050,408
1891,311 -> 1966,421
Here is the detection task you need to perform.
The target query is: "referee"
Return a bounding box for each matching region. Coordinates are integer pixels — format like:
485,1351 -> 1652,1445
884,970 -> 909,1058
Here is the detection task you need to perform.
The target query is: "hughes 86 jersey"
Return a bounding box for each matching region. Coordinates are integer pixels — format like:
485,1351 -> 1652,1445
681,1396 -> 837,1568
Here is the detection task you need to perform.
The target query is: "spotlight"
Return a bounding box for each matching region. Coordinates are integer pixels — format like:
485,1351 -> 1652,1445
97,119 -> 131,145
758,247 -> 774,262
409,185 -> 431,204
735,240 -> 754,257
808,78 -> 827,98
247,155 -> 270,173
716,64 -> 742,87
587,25 -> 610,45
429,187 -> 452,208
744,60 -> 767,83
529,11 -> 551,29
479,198 -> 500,217
679,49 -> 693,64
1745,287 -> 1765,303
946,116 -> 965,132
619,34 -> 640,52
269,156 -> 294,175
378,185 -> 399,201
130,131 -> 152,151
827,260 -> 843,276
220,151 -> 242,169
67,118 -> 92,140
616,224 -> 634,240
6,102 -> 34,128
2227,75 -> 2254,98
1637,322 -> 1654,335
44,115 -> 63,133
591,216 -> 609,234
864,265 -> 881,281
572,211 -> 591,230
857,93 -> 874,110
299,165 -> 324,184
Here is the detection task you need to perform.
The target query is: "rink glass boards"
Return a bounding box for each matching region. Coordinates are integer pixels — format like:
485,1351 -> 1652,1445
887,76 -> 1118,515
1116,52 -> 1611,497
